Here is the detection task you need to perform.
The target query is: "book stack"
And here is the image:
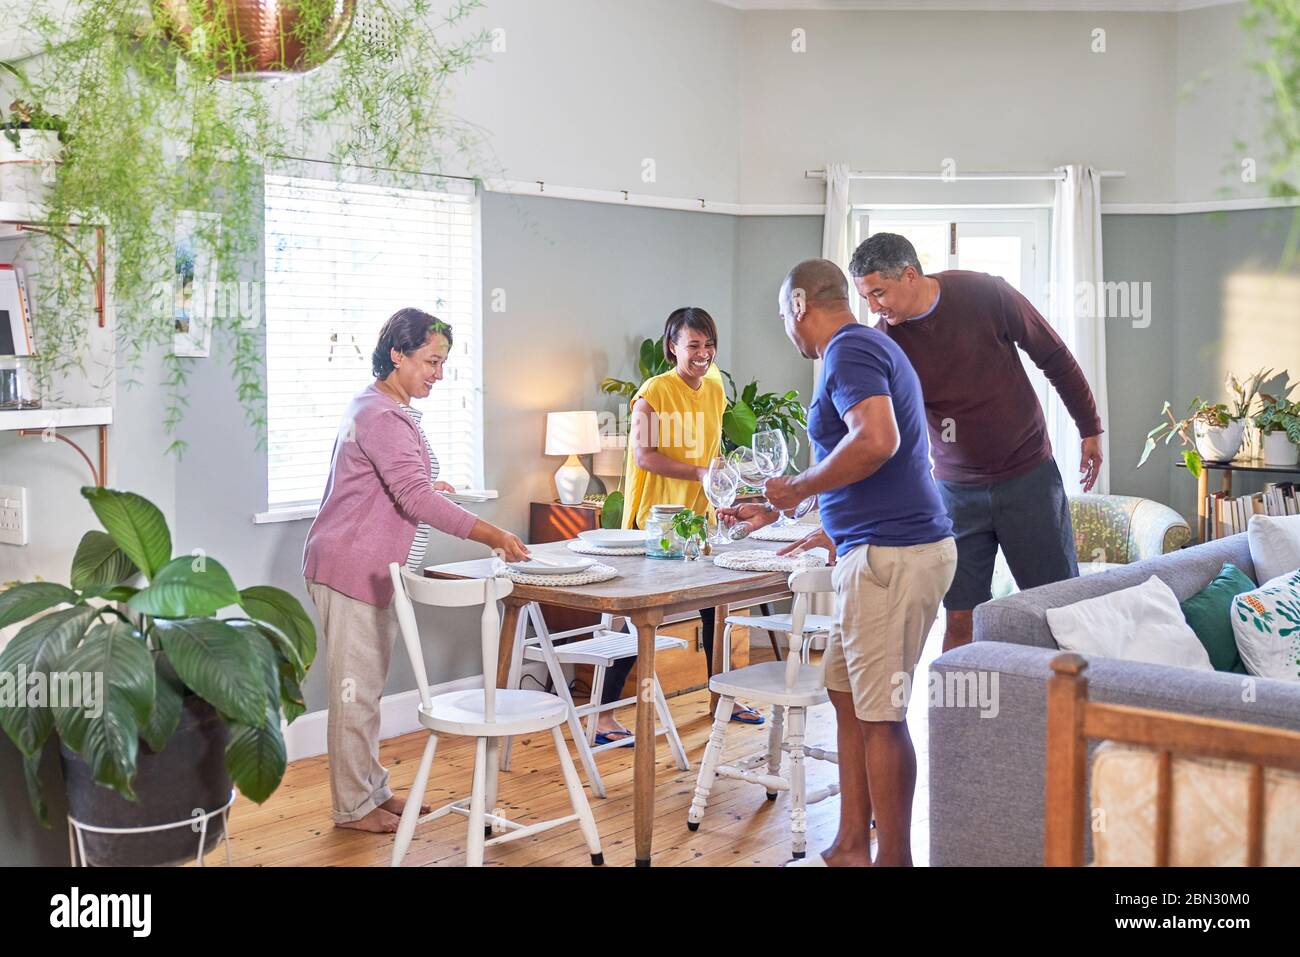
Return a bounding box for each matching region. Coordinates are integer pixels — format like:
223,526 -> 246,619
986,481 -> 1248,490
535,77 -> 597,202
0,263 -> 35,357
1205,482 -> 1299,539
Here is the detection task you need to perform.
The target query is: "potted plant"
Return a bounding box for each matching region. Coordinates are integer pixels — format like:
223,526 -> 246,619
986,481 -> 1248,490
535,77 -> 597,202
1225,367 -> 1276,459
0,99 -> 67,204
1255,395 -> 1300,467
1138,397 -> 1238,477
0,487 -> 314,865
671,509 -> 710,561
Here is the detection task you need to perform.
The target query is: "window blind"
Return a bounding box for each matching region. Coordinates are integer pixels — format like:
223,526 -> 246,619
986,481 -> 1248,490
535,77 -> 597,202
264,173 -> 480,510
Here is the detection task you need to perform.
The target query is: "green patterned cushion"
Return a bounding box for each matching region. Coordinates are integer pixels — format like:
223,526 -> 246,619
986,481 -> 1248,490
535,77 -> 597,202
1180,562 -> 1254,673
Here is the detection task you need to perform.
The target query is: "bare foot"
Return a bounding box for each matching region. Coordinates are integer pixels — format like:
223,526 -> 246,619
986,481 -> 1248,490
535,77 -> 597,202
381,795 -> 431,817
820,839 -> 873,867
335,807 -> 401,833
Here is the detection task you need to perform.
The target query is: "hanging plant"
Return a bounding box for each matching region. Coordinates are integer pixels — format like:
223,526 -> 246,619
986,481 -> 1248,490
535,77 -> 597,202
8,0 -> 494,454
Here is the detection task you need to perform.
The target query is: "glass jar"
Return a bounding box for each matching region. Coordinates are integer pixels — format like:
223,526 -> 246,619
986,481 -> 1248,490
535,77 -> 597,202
644,504 -> 685,560
0,357 -> 40,410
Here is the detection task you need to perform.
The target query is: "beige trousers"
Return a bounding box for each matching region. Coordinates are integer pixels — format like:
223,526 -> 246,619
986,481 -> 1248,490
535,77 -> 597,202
823,537 -> 958,722
305,579 -> 397,823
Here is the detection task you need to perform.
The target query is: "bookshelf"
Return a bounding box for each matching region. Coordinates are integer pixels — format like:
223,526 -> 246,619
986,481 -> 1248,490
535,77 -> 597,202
1178,457 -> 1300,543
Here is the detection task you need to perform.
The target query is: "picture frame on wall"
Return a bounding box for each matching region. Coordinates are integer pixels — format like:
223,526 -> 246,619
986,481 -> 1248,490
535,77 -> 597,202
172,211 -> 219,358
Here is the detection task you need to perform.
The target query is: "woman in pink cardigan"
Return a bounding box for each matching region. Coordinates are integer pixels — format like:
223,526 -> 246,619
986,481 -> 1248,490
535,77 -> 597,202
303,307 -> 529,834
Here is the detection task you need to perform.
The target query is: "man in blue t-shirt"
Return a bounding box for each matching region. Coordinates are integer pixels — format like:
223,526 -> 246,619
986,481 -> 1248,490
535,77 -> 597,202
722,258 -> 956,868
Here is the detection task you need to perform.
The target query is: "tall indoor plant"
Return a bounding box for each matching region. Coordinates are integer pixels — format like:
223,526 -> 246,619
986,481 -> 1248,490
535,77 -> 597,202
0,487 -> 314,863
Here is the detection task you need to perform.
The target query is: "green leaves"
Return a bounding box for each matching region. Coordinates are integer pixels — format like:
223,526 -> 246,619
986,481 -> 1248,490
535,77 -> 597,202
600,490 -> 625,529
140,657 -> 185,754
70,530 -> 138,593
52,622 -> 155,800
238,586 -> 316,672
81,487 -> 171,580
0,582 -> 78,630
0,604 -> 101,756
723,400 -> 758,448
128,556 -> 240,619
223,621 -> 287,802
154,618 -> 267,727
1183,449 -> 1204,478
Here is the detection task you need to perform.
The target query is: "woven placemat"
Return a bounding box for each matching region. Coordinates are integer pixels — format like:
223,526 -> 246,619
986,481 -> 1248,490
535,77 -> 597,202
712,549 -> 827,573
566,540 -> 646,556
749,523 -> 817,542
501,561 -> 620,587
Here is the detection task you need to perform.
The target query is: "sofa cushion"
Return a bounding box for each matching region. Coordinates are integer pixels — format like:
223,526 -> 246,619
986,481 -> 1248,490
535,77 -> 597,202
1248,513 -> 1300,584
1180,562 -> 1255,673
974,533 -> 1256,650
1231,568 -> 1300,683
1045,575 -> 1213,670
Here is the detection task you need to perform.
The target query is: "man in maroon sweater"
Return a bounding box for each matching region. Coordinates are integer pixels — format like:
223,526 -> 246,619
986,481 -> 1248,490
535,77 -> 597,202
849,233 -> 1104,650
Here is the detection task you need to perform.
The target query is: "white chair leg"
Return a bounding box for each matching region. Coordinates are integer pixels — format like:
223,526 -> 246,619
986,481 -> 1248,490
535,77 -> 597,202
500,611 -> 529,772
765,704 -> 786,799
653,676 -> 690,771
721,623 -> 734,673
551,725 -> 604,865
532,609 -> 606,799
484,738 -> 501,835
687,694 -> 733,830
466,737 -> 488,867
391,732 -> 438,867
787,707 -> 808,860
585,666 -> 607,745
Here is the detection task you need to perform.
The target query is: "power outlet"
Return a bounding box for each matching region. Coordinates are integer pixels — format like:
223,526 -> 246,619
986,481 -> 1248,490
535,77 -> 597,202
0,485 -> 28,546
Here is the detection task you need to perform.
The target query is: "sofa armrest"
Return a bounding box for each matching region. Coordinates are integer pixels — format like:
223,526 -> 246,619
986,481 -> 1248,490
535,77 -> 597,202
927,641 -> 1300,866
1131,498 -> 1192,560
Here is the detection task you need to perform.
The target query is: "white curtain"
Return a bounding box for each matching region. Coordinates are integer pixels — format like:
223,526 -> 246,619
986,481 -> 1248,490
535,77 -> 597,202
1048,164 -> 1110,496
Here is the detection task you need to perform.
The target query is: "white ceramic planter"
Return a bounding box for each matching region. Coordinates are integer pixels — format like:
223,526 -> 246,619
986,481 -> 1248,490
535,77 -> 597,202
1194,417 -> 1245,463
0,130 -> 62,205
1262,430 -> 1299,468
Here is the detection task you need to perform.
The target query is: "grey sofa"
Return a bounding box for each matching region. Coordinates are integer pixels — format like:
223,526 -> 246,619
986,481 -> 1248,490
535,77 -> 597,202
928,532 -> 1300,866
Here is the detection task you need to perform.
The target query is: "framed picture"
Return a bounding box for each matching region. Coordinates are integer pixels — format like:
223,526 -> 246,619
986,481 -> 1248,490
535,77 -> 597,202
172,211 -> 219,358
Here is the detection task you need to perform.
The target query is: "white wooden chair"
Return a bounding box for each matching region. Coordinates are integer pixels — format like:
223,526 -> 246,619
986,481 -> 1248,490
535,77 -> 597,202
499,604 -> 690,798
722,605 -> 834,662
388,564 -> 603,867
687,566 -> 840,860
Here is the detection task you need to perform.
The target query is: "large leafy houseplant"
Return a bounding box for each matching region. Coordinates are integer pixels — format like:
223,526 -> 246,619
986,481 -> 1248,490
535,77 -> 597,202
5,0 -> 492,452
0,487 -> 315,824
1137,398 -> 1233,478
1255,395 -> 1300,443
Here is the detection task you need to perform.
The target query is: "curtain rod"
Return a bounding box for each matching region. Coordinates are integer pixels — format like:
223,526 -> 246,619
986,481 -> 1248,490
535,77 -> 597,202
804,169 -> 1126,182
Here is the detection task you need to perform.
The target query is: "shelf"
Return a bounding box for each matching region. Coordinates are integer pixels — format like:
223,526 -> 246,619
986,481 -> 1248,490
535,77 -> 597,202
1176,457 -> 1300,475
0,202 -> 100,228
0,405 -> 113,432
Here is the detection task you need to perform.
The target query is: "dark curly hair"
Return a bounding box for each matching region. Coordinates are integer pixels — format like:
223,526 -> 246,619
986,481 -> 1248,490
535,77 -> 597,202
662,307 -> 718,364
372,307 -> 454,379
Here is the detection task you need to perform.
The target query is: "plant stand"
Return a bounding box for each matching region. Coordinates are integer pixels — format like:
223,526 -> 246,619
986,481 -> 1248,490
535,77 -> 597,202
67,790 -> 236,867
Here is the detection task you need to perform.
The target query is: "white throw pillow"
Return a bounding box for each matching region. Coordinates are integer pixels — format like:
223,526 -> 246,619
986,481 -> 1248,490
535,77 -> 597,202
1045,575 -> 1213,670
1248,513 -> 1300,585
1230,568 -> 1300,683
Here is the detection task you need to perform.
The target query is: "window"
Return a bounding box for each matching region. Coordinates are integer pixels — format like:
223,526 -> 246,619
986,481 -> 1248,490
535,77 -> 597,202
850,206 -> 1051,408
263,173 -> 481,512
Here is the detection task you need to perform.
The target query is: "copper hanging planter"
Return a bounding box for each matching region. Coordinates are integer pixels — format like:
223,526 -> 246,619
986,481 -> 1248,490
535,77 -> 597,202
153,0 -> 357,80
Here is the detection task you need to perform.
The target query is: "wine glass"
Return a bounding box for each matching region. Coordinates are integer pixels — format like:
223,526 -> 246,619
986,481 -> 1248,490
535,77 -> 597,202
753,428 -> 815,525
726,445 -> 769,490
703,455 -> 739,544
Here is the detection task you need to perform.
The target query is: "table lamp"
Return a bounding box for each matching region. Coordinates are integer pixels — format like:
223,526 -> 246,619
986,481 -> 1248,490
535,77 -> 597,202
545,410 -> 602,505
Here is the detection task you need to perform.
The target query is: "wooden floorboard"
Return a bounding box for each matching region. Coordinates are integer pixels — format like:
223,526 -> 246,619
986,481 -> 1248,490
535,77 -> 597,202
223,625 -> 943,867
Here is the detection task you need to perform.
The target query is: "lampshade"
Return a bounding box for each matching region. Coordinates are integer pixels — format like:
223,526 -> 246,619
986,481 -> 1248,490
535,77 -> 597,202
545,411 -> 602,456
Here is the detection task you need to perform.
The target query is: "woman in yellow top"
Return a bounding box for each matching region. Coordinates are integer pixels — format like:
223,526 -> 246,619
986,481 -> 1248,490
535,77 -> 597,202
595,307 -> 763,744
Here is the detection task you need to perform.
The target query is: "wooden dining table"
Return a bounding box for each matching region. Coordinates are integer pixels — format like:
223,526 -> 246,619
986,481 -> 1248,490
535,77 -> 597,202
424,536 -> 798,866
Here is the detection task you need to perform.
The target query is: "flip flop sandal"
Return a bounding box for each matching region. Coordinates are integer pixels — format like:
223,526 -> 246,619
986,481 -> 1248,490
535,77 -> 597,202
594,730 -> 635,747
729,706 -> 765,725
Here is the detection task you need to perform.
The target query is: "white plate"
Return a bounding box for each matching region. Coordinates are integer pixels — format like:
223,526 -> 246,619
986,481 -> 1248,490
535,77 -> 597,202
576,528 -> 646,547
507,558 -> 596,576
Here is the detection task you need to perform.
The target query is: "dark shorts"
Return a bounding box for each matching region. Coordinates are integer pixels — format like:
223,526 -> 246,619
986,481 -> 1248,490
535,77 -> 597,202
937,457 -> 1079,611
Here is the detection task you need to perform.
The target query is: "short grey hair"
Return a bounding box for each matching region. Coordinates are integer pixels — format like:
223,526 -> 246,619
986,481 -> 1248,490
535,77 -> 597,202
849,233 -> 923,279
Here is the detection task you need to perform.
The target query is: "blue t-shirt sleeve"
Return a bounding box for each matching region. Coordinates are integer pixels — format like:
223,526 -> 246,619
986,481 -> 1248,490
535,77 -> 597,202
827,333 -> 893,420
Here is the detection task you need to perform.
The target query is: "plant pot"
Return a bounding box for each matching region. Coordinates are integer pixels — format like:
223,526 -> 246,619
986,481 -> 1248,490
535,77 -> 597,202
1194,418 -> 1245,463
0,130 -> 61,205
59,694 -> 231,866
1262,430 -> 1299,468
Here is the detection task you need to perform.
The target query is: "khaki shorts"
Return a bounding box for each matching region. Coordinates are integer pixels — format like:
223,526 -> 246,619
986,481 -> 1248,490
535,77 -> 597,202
823,537 -> 958,722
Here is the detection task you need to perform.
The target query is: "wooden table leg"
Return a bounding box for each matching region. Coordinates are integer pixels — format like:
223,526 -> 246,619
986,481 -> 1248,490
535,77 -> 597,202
1196,467 -> 1208,542
496,600 -> 525,689
632,607 -> 664,867
709,603 -> 729,714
